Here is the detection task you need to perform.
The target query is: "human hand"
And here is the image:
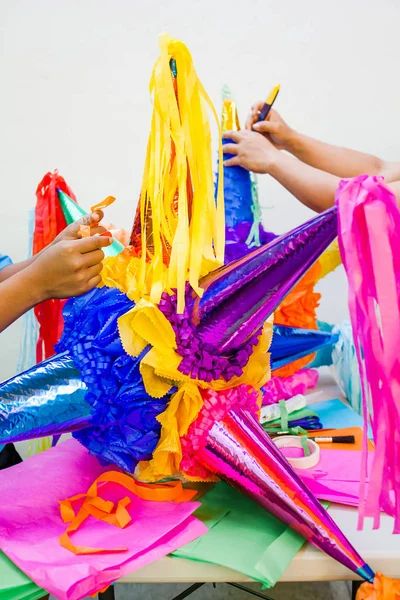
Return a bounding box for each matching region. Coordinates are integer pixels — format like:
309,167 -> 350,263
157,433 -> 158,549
29,235 -> 111,301
223,130 -> 279,174
245,107 -> 293,150
53,210 -> 106,244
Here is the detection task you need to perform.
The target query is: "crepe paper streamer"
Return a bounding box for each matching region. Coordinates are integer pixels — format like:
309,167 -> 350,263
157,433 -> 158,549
16,209 -> 39,374
131,34 -> 224,313
0,552 -> 45,600
34,171 -> 75,256
192,207 -> 338,355
269,324 -> 339,371
180,386 -> 374,581
331,320 -> 363,415
0,439 -> 206,600
172,481 -> 307,589
317,239 -> 342,280
336,175 -> 400,531
262,369 -> 319,406
129,58 -> 180,262
0,352 -> 91,445
33,171 -> 76,361
356,573 -> 400,599
57,189 -> 124,258
59,471 -> 197,555
90,196 -> 116,213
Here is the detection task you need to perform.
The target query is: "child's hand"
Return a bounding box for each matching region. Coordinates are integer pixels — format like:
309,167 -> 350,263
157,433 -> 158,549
30,235 -> 111,301
223,130 -> 279,174
53,211 -> 106,244
245,107 -> 293,150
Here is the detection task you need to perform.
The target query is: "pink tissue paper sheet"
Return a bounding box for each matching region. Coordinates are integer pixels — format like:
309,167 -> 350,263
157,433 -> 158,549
0,439 -> 206,600
296,449 -> 374,507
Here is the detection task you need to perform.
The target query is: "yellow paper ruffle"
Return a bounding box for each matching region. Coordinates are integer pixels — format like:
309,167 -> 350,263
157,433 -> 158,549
119,301 -> 273,481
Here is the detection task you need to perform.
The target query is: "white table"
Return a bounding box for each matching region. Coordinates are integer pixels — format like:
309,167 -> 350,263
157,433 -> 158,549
113,370 -> 399,595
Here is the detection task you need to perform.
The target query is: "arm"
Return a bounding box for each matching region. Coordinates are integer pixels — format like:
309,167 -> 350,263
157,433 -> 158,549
222,130 -> 400,213
0,258 -> 37,283
268,152 -> 339,213
247,106 -> 400,181
0,235 -> 111,333
0,210 -> 105,284
283,131 -> 400,181
0,268 -> 45,331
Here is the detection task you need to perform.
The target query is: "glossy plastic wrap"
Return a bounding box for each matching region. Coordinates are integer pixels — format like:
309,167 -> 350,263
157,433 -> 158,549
198,406 -> 374,581
193,207 -> 338,354
270,324 -> 339,371
0,353 -> 91,444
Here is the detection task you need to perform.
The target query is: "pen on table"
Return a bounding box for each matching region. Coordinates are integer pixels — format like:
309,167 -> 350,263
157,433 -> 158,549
255,84 -> 280,123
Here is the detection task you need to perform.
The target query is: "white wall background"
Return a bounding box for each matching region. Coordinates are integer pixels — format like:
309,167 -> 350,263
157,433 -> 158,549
1,0 -> 400,381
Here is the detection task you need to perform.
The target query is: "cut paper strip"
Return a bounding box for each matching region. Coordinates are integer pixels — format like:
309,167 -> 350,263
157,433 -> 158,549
0,440 -> 206,600
297,449 -> 375,508
172,482 -> 306,588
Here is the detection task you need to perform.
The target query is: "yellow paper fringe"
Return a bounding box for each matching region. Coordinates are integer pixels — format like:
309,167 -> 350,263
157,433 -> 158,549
136,33 -> 224,313
27,436 -> 52,457
317,239 -> 342,281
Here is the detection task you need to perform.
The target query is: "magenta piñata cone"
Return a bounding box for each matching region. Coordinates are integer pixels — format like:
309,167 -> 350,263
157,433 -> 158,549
181,386 -> 374,582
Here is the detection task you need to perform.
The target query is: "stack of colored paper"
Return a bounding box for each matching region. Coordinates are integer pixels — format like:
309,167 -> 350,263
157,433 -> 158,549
0,552 -> 44,600
172,482 -> 310,588
0,440 -> 206,600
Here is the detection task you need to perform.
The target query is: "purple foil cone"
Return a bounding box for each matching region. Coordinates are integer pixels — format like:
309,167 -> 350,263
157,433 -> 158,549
193,207 -> 338,355
198,407 -> 370,578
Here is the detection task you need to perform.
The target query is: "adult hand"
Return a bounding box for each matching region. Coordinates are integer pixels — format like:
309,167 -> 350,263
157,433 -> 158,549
30,235 -> 111,301
53,210 -> 106,243
222,130 -> 279,174
245,107 -> 293,150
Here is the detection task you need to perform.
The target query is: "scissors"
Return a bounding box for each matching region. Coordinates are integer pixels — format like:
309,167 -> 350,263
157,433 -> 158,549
267,416 -> 323,431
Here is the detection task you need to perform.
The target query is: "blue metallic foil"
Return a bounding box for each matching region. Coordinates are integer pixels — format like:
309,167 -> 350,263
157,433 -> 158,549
270,325 -> 339,371
0,353 -> 91,443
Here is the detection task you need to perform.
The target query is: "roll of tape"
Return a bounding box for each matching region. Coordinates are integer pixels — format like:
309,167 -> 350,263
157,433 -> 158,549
273,435 -> 320,469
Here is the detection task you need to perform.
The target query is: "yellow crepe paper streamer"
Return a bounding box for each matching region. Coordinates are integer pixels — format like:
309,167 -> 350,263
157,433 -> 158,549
28,436 -> 52,457
317,239 -> 342,280
119,303 -> 273,482
136,33 -> 224,313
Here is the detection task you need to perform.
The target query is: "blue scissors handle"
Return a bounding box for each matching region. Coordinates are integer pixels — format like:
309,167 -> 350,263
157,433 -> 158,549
287,416 -> 323,430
